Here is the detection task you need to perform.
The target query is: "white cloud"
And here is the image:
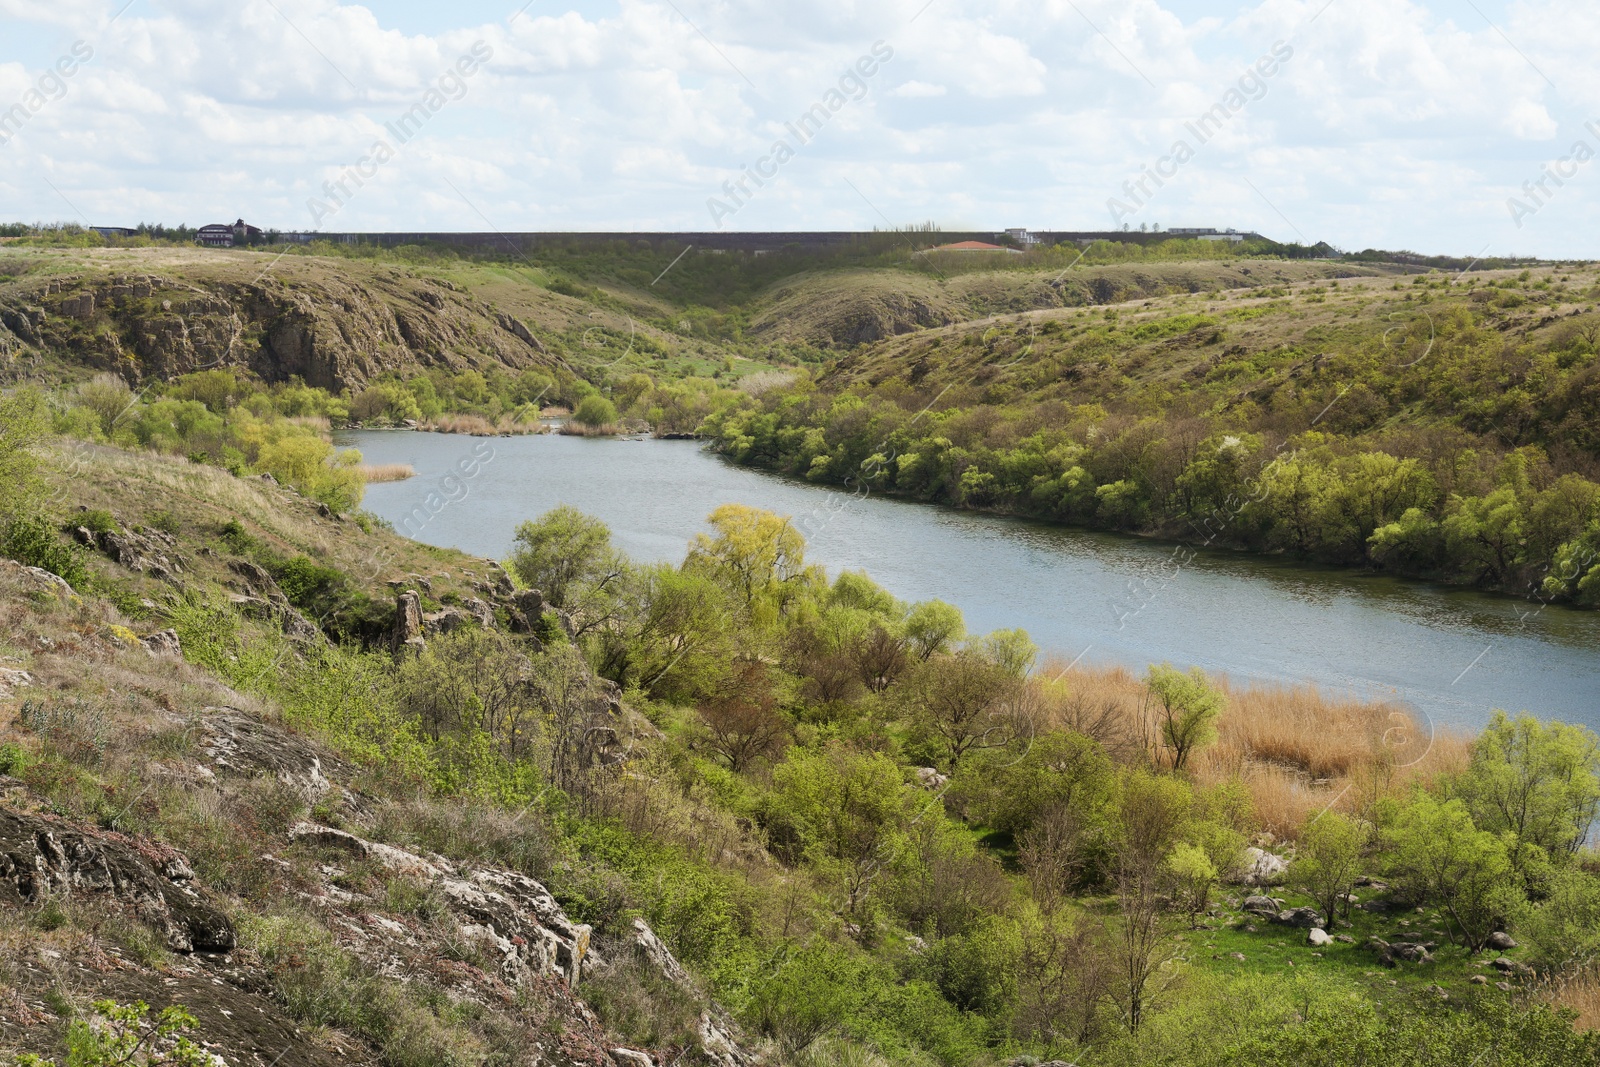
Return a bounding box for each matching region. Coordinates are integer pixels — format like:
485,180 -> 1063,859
0,0 -> 1595,254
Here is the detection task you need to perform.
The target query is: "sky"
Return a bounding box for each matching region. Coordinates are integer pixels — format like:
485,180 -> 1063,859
1,0 -> 1598,257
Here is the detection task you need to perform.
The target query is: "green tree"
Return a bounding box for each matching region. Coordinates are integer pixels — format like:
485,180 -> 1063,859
1387,792 -> 1520,951
959,728 -> 1114,838
903,599 -> 966,661
686,504 -> 812,614
903,651 -> 1023,771
1164,842 -> 1218,927
1452,711 -> 1600,880
1144,663 -> 1225,773
769,745 -> 915,914
973,627 -> 1038,678
1513,867 -> 1600,972
747,942 -> 872,1055
507,505 -> 622,609
1290,811 -> 1371,929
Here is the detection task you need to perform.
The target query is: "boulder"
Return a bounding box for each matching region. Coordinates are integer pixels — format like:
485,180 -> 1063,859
1275,907 -> 1323,928
915,767 -> 950,790
633,917 -> 689,983
1237,846 -> 1290,886
1242,895 -> 1280,916
612,1050 -> 653,1067
393,589 -> 426,652
140,629 -> 183,658
0,668 -> 33,700
1490,956 -> 1517,973
1307,927 -> 1333,947
1486,931 -> 1517,951
1371,938 -> 1433,966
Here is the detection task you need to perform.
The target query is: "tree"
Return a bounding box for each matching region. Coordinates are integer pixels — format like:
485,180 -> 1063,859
686,504 -> 811,613
903,651 -> 1022,771
394,628 -> 537,758
508,505 -> 622,609
1291,811 -> 1370,929
769,745 -> 914,914
1107,769 -> 1190,1032
697,661 -> 788,771
1144,663 -> 1225,773
960,728 -> 1114,839
903,599 -> 966,661
1164,842 -> 1217,928
1387,792 -> 1520,952
74,374 -> 135,437
1453,711 -> 1600,880
17,998 -> 212,1067
973,627 -> 1038,678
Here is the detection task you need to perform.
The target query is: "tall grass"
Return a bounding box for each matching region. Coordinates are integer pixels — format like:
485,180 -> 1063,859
1036,659 -> 1471,838
420,414 -> 549,436
359,463 -> 416,483
1550,966 -> 1600,1030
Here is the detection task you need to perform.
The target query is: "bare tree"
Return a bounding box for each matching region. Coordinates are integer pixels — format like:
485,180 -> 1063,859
698,661 -> 788,772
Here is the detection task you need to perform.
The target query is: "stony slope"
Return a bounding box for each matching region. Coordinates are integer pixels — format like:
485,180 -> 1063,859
0,445 -> 758,1067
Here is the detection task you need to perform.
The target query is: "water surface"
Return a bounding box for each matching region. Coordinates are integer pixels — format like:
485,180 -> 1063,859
341,429 -> 1600,734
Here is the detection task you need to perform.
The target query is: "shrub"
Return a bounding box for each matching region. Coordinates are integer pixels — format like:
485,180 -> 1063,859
572,394 -> 618,428
4,515 -> 88,587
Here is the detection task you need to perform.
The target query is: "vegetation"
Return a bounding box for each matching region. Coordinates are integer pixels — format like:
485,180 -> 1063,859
5,239 -> 1600,1064
705,268 -> 1600,605
3,423 -> 1600,1065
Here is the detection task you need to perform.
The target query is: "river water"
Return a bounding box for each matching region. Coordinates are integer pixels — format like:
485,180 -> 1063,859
340,429 -> 1600,734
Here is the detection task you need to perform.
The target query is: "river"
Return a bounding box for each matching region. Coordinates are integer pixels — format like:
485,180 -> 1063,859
339,429 -> 1600,734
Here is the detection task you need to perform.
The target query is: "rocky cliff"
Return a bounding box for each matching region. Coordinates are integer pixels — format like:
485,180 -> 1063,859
0,250 -> 566,391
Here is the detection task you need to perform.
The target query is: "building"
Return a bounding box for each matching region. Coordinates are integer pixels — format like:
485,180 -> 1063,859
196,219 -> 265,248
924,240 -> 1024,254
1003,227 -> 1041,249
91,226 -> 136,238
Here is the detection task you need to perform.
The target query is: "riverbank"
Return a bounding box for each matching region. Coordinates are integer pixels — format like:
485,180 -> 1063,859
342,429 -> 1600,732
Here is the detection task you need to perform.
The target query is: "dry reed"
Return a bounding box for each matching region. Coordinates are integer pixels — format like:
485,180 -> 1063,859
420,414 -> 550,437
1034,657 -> 1474,839
1548,966 -> 1600,1030
285,415 -> 332,433
359,463 -> 416,483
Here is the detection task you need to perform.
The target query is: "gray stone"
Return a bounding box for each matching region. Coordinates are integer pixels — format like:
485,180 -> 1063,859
1486,931 -> 1517,951
140,629 -> 183,658
1307,927 -> 1333,947
1275,907 -> 1322,928
1238,846 -> 1290,886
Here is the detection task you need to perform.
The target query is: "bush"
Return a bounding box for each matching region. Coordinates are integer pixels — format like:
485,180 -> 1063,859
573,394 -> 618,428
3,516 -> 88,587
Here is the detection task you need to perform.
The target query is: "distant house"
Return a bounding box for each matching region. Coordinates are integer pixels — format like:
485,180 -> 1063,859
925,240 -> 1024,254
196,219 -> 264,248
91,226 -> 136,238
1003,227 -> 1041,249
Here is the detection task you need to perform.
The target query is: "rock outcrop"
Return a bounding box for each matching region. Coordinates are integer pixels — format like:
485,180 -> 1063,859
0,808 -> 235,955
0,261 -> 569,392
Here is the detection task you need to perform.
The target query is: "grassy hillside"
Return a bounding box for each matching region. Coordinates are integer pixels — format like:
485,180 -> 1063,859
708,264 -> 1600,604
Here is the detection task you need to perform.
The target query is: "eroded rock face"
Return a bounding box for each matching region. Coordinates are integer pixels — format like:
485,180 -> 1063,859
198,710 -> 349,800
0,809 -> 234,954
0,269 -> 557,392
